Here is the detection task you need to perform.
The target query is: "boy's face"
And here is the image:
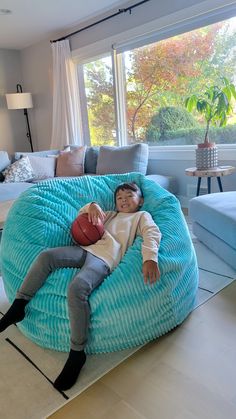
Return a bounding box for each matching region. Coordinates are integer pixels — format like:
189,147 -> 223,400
116,188 -> 143,213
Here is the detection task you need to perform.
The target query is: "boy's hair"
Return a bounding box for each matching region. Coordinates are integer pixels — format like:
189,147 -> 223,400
114,182 -> 143,200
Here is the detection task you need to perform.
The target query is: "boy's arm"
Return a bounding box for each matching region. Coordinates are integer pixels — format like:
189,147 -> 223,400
78,203 -> 114,224
142,260 -> 161,284
87,203 -> 106,224
138,212 -> 162,284
77,203 -> 105,224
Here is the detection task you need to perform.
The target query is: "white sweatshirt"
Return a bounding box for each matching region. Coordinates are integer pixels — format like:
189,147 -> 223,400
79,204 -> 162,271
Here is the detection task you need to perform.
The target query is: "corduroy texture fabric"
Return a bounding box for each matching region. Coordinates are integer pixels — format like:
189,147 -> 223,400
0,173 -> 198,354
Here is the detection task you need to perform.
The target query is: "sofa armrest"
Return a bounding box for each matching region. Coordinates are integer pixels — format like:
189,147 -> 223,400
0,151 -> 11,172
145,174 -> 177,194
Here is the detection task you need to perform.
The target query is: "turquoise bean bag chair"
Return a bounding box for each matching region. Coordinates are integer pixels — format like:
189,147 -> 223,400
0,173 -> 198,354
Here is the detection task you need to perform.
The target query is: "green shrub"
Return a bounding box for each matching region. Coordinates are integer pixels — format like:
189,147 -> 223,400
147,124 -> 236,145
146,106 -> 199,141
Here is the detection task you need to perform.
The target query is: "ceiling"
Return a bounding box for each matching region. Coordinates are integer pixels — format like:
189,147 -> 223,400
0,0 -> 129,50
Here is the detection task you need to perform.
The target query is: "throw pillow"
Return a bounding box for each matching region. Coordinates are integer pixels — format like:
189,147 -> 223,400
3,156 -> 34,183
96,143 -> 149,175
56,146 -> 86,177
63,145 -> 99,174
28,155 -> 56,180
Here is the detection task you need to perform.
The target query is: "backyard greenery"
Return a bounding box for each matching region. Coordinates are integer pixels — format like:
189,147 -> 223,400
145,106 -> 199,142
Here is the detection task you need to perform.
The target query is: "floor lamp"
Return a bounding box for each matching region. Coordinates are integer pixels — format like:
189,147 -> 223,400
6,84 -> 34,152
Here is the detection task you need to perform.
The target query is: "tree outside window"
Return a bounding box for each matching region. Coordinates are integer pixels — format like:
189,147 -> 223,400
124,17 -> 236,145
83,56 -> 117,146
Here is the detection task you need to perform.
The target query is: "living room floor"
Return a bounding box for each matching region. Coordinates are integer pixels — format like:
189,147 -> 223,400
48,281 -> 236,419
47,217 -> 236,419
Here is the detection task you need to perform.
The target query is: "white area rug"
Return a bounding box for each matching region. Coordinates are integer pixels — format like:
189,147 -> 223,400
0,225 -> 235,419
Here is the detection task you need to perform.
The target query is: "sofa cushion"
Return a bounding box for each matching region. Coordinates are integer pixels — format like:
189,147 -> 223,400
0,151 -> 11,172
84,147 -> 99,174
3,156 -> 34,183
0,182 -> 33,202
96,144 -> 149,175
14,150 -> 59,160
28,155 -> 56,180
56,147 -> 86,177
145,174 -> 176,193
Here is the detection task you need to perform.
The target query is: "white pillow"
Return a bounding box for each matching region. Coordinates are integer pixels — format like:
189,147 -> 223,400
28,155 -> 56,180
3,156 -> 34,183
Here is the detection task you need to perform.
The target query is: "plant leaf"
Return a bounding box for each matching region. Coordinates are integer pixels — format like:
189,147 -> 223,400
230,84 -> 236,100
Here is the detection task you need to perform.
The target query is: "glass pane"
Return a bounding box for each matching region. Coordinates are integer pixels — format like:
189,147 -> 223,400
83,56 -> 117,146
124,16 -> 236,146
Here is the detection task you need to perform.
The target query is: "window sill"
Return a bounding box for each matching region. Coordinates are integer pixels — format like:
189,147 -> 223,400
148,144 -> 236,161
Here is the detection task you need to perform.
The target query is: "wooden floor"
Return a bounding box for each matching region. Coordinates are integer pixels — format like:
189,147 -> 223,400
48,280 -> 236,419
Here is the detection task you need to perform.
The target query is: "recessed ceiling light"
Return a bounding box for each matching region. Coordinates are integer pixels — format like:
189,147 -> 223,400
0,9 -> 12,15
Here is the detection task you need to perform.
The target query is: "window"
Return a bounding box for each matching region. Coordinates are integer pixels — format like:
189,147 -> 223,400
77,15 -> 236,148
122,16 -> 236,146
81,55 -> 117,146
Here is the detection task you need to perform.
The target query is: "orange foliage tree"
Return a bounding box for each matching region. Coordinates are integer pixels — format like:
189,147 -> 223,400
125,25 -> 220,141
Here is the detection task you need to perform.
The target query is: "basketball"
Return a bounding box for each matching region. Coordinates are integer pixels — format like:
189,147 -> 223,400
71,213 -> 105,246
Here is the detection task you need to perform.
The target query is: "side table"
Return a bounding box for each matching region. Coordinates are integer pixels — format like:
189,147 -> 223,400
185,166 -> 236,196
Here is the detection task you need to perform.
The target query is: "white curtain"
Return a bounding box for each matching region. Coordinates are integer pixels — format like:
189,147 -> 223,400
50,39 -> 82,149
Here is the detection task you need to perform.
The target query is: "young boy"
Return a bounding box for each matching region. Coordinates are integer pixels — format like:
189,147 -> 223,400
0,182 -> 161,391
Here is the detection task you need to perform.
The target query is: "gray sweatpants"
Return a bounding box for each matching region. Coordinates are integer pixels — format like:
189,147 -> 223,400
16,247 -> 110,351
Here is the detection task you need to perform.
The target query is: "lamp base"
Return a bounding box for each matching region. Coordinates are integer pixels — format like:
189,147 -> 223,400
24,108 -> 34,152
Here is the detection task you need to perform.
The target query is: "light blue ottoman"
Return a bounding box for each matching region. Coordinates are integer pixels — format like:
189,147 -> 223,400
189,192 -> 236,270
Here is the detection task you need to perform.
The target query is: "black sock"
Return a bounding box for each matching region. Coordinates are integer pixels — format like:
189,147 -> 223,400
53,349 -> 86,391
0,298 -> 28,332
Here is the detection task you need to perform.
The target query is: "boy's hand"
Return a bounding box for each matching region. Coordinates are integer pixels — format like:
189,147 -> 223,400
88,203 -> 106,225
142,260 -> 160,285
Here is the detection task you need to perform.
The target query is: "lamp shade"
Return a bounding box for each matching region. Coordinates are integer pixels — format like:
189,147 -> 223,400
6,92 -> 33,110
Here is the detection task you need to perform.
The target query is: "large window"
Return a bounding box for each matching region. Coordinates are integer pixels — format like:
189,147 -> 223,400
82,56 -> 117,146
78,15 -> 236,148
123,16 -> 236,146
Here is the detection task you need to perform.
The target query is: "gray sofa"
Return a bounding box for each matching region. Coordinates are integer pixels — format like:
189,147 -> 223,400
0,144 -> 176,203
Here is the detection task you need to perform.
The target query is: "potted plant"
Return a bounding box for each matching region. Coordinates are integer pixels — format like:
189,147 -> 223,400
185,77 -> 236,169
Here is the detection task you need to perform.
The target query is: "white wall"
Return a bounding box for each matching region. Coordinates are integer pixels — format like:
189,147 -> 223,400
0,49 -> 28,154
69,0 -> 204,50
21,41 -> 52,151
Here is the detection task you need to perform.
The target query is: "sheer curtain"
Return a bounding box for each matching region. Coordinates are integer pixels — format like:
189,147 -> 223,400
50,39 -> 82,149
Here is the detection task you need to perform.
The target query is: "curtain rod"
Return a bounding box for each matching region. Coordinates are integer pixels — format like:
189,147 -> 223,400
51,0 -> 151,43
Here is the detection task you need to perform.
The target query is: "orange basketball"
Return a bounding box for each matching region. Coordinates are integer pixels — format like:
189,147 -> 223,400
71,213 -> 105,246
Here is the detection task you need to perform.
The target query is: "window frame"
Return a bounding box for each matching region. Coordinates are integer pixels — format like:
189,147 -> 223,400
72,1 -> 236,160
